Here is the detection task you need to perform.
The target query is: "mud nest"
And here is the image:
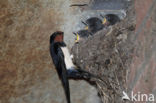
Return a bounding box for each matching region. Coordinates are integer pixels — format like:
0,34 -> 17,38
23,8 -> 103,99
71,2 -> 136,103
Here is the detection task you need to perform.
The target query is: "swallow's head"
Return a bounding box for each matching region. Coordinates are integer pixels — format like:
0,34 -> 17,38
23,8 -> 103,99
74,30 -> 91,43
86,17 -> 103,27
50,31 -> 64,44
103,14 -> 120,26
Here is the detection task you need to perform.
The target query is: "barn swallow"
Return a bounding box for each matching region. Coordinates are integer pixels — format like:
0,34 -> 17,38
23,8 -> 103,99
50,31 -> 95,103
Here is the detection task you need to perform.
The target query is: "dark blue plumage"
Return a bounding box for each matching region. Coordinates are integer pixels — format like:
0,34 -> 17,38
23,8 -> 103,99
50,31 -> 70,103
49,31 -> 96,103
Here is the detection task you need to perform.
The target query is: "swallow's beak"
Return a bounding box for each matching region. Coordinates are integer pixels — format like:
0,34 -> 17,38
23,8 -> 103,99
85,26 -> 88,30
75,33 -> 80,43
102,17 -> 107,24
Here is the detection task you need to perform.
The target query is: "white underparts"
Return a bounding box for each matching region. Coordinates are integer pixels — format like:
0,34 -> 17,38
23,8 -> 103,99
61,47 -> 75,70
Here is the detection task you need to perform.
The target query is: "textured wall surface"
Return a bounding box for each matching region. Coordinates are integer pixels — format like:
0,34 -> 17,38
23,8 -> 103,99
0,0 -> 100,103
127,0 -> 156,100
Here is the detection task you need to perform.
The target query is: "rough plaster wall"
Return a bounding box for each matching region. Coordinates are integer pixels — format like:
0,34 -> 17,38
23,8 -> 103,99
0,0 -> 100,103
127,0 -> 156,100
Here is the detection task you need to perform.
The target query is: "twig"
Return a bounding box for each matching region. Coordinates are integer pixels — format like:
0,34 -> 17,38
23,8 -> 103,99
70,4 -> 88,7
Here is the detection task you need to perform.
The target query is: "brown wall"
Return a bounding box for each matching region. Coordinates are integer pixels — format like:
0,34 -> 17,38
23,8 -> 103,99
127,0 -> 156,98
0,0 -> 100,103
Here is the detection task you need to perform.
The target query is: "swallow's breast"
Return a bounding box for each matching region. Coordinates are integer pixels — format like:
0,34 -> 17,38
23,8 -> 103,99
61,47 -> 75,70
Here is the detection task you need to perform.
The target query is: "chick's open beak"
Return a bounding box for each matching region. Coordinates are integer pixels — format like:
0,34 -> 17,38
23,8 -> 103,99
85,26 -> 88,30
75,33 -> 80,43
102,18 -> 107,24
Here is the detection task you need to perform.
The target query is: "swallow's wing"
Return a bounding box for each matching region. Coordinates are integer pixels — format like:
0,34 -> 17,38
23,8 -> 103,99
57,48 -> 71,103
50,44 -> 58,66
